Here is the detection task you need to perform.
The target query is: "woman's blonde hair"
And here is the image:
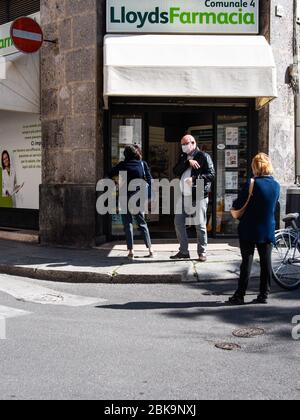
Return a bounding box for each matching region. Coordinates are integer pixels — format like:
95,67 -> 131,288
252,153 -> 274,177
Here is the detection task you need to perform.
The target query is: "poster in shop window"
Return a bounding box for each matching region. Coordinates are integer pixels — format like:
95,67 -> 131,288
0,111 -> 41,210
225,150 -> 238,168
226,127 -> 239,146
225,172 -> 239,190
225,194 -> 238,212
119,126 -> 134,145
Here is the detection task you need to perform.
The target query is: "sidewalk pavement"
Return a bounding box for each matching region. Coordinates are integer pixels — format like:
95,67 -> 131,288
0,238 -> 262,284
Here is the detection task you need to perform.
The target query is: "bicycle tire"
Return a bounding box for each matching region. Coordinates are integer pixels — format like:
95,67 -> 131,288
272,230 -> 300,291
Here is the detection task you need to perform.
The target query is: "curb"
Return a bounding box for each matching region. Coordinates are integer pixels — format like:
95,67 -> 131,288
0,264 -> 186,284
0,231 -> 39,244
0,263 -> 244,284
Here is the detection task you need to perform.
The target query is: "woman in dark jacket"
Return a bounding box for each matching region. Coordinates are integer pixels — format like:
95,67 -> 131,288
109,145 -> 153,259
229,153 -> 280,305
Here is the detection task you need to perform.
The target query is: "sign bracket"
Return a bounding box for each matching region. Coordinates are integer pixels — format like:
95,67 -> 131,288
43,39 -> 57,44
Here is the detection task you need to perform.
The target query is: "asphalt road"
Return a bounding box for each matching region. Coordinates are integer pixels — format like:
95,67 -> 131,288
0,274 -> 299,400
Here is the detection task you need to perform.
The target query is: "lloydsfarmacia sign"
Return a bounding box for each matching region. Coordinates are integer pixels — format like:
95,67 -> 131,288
107,0 -> 259,34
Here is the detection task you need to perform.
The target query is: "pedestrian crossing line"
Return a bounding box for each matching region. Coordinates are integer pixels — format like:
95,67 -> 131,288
0,275 -> 107,307
0,305 -> 31,319
0,305 -> 31,340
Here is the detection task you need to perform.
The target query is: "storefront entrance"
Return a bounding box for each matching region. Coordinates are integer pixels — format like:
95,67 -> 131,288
107,101 -> 257,240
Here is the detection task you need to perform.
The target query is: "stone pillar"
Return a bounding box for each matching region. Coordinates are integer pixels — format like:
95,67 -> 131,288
258,0 -> 271,153
269,0 -> 296,217
39,0 -> 106,247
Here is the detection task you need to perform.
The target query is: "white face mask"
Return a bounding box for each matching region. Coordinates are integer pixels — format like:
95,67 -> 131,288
182,144 -> 193,155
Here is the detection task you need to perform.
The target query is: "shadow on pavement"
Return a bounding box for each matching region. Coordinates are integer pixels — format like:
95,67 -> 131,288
162,305 -> 299,338
96,301 -> 226,310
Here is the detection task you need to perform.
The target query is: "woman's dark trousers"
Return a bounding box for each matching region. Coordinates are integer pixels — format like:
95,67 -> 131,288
237,241 -> 273,299
122,213 -> 152,251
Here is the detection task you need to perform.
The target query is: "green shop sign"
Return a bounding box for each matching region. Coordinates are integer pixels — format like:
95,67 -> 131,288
107,0 -> 259,34
0,18 -> 17,56
0,36 -> 13,51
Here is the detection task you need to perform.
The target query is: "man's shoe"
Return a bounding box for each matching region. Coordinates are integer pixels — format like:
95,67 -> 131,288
170,252 -> 191,260
198,254 -> 207,263
252,296 -> 268,305
227,295 -> 245,306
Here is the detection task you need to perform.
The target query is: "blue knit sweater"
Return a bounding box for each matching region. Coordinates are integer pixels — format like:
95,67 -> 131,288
233,176 -> 280,244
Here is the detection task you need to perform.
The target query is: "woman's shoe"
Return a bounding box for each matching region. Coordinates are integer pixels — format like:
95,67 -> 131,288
144,252 -> 155,259
128,252 -> 135,260
227,295 -> 245,306
198,254 -> 207,263
252,296 -> 268,305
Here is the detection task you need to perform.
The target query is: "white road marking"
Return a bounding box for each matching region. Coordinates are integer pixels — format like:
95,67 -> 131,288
0,305 -> 31,339
0,305 -> 31,319
0,275 -> 106,307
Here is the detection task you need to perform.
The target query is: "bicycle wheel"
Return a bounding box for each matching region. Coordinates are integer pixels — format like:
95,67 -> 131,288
272,230 -> 300,290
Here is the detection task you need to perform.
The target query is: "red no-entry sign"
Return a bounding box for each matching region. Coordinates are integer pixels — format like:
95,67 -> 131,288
10,17 -> 44,54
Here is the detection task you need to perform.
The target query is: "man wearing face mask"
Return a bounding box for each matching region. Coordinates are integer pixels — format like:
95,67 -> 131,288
171,135 -> 215,262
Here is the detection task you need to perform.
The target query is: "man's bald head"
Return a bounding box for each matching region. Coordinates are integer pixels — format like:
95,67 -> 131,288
181,135 -> 196,145
181,135 -> 197,155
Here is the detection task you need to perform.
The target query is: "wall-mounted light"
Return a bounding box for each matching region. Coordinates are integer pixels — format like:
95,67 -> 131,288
275,5 -> 284,18
297,0 -> 300,24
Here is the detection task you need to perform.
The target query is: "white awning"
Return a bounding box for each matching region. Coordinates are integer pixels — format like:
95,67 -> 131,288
0,52 -> 40,113
104,35 -> 277,110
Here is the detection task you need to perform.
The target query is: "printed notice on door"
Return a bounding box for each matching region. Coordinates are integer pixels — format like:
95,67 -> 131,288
226,127 -> 239,146
119,126 -> 134,145
225,150 -> 238,168
225,172 -> 239,190
225,194 -> 238,212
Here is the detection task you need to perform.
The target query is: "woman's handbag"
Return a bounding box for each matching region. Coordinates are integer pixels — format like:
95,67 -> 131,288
141,161 -> 154,202
231,178 -> 255,220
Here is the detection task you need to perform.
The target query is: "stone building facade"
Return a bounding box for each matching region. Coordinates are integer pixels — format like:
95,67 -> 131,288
268,0 -> 298,214
37,0 -> 298,247
40,0 -> 106,246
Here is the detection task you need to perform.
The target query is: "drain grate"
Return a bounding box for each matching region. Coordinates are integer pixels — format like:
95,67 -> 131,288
215,343 -> 241,351
38,293 -> 64,303
232,328 -> 265,338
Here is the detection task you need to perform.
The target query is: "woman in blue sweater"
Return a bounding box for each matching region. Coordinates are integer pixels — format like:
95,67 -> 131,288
109,145 -> 153,260
229,153 -> 280,305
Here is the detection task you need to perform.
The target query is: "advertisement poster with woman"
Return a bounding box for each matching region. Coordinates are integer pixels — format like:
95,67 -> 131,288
1,150 -> 24,207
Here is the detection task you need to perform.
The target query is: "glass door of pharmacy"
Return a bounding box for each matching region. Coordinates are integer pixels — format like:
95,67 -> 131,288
215,113 -> 249,236
110,115 -> 144,237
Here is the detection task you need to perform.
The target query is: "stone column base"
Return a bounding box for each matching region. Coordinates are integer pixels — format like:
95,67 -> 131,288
39,184 -> 97,248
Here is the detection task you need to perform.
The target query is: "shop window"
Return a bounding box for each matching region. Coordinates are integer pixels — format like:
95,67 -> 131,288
0,0 -> 40,25
216,115 -> 249,236
0,3 -> 8,26
109,109 -> 250,239
111,115 -> 143,236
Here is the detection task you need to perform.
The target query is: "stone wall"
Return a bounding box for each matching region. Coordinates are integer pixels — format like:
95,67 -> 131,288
258,0 -> 271,153
269,0 -> 296,216
39,0 -> 106,247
